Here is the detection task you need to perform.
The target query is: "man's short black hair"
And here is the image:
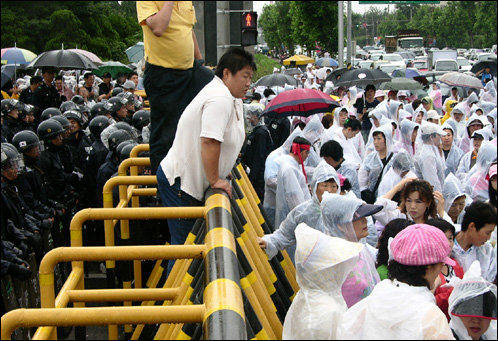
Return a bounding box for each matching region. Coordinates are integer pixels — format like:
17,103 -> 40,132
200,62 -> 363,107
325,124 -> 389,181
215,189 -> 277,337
365,84 -> 376,92
127,71 -> 138,79
461,201 -> 497,232
344,117 -> 362,131
252,92 -> 261,101
31,75 -> 43,85
263,88 -> 275,98
320,140 -> 343,161
215,48 -> 257,79
84,72 -> 94,80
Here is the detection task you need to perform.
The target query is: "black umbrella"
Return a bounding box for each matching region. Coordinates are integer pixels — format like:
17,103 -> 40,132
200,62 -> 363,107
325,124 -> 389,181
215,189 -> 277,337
470,60 -> 497,77
254,74 -> 299,88
325,66 -> 356,83
333,68 -> 392,88
27,49 -> 97,70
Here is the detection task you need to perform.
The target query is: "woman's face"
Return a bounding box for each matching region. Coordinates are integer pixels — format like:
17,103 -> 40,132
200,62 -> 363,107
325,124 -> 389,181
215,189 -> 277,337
459,316 -> 491,340
472,137 -> 483,152
444,230 -> 455,252
422,102 -> 431,111
448,196 -> 466,221
424,262 -> 444,290
441,129 -> 453,148
453,112 -> 464,122
468,121 -> 484,135
411,128 -> 418,143
491,175 -> 497,191
372,117 -> 380,127
405,191 -> 430,221
339,110 -> 348,126
315,180 -> 338,202
352,217 -> 369,240
416,112 -> 423,124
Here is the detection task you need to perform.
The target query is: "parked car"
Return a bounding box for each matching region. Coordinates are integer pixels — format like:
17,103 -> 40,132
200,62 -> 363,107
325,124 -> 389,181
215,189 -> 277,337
377,63 -> 399,75
457,57 -> 472,72
358,60 -> 374,69
381,53 -> 407,69
457,48 -> 467,57
412,59 -> 428,71
477,53 -> 495,62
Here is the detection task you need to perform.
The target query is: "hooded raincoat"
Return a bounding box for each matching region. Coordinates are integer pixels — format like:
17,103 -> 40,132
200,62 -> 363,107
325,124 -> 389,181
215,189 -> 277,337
448,261 -> 497,340
393,119 -> 419,157
377,149 -> 416,198
316,192 -> 380,308
414,122 -> 447,192
262,160 -> 340,260
457,113 -> 489,154
358,123 -> 395,195
464,142 -> 497,201
282,223 -> 364,340
442,173 -> 469,227
441,120 -> 465,177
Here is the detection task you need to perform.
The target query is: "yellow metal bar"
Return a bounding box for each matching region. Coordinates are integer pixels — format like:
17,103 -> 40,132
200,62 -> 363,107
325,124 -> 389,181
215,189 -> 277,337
130,144 -> 149,158
118,157 -> 150,177
131,188 -> 157,196
2,305 -> 204,340
67,288 -> 180,303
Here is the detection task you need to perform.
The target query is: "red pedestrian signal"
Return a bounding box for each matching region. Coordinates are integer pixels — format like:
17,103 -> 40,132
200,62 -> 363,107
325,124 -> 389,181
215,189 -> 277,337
241,11 -> 258,46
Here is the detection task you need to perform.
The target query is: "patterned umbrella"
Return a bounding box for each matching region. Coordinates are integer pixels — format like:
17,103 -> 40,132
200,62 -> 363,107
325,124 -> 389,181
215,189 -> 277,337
263,88 -> 340,118
1,47 -> 37,65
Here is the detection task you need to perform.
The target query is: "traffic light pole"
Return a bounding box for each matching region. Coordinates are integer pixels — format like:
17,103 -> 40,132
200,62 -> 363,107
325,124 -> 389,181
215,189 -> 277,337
338,1 -> 344,66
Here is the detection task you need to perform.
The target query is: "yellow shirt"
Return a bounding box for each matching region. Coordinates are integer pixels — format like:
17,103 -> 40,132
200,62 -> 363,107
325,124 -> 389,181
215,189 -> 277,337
137,1 -> 196,70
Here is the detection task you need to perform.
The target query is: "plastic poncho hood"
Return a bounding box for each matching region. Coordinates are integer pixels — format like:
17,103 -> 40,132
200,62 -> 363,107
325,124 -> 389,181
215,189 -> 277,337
310,160 -> 341,205
442,173 -> 468,214
319,192 -> 363,242
399,119 -> 419,157
373,123 -> 394,157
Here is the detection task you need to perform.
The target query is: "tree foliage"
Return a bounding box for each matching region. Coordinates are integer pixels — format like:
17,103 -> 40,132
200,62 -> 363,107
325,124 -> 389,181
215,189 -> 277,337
0,1 -> 141,63
259,1 -> 497,54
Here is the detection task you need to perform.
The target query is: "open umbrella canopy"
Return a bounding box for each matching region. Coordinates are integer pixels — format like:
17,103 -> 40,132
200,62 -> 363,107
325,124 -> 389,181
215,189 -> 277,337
392,68 -> 422,78
284,68 -> 303,76
325,66 -> 356,83
263,88 -> 340,118
27,49 -> 97,70
125,42 -> 144,63
92,61 -> 132,79
67,49 -> 103,66
282,54 -> 315,66
333,68 -> 392,88
470,60 -> 497,77
254,74 -> 299,88
315,57 -> 339,67
1,47 -> 37,65
378,77 -> 423,91
439,72 -> 484,89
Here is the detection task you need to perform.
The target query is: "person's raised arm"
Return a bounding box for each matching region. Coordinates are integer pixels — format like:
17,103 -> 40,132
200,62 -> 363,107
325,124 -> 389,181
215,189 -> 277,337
382,177 -> 418,200
145,1 -> 175,37
201,137 -> 232,198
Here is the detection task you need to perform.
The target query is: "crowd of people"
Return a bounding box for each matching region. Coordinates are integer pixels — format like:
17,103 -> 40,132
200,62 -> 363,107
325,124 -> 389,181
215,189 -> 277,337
1,44 -> 497,337
249,63 -> 497,339
1,65 -> 158,320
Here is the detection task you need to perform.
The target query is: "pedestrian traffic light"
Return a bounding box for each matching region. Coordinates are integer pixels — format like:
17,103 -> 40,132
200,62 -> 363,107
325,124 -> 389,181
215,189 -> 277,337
241,11 -> 258,46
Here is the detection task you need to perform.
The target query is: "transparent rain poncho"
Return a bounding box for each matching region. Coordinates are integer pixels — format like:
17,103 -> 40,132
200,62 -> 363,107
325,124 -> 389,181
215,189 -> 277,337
262,160 -> 340,260
302,115 -> 324,168
464,142 -> 497,201
442,173 -> 468,226
448,261 -> 497,340
441,120 -> 465,177
451,102 -> 469,139
282,223 -> 364,340
458,113 -> 489,154
414,122 -> 447,192
393,119 -> 419,157
480,100 -> 497,116
412,104 -> 427,123
263,127 -> 303,227
464,92 -> 479,116
387,99 -> 403,122
377,149 -> 416,198
481,81 -> 497,104
359,123 -> 395,193
316,192 -> 380,308
399,109 -> 413,122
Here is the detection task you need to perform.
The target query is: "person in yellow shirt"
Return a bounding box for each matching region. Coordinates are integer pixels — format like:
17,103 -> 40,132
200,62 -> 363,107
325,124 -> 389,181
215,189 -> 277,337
440,99 -> 457,125
137,1 -> 214,174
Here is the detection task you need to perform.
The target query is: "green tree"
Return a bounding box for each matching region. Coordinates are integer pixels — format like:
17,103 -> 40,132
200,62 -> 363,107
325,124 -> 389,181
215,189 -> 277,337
45,9 -> 91,50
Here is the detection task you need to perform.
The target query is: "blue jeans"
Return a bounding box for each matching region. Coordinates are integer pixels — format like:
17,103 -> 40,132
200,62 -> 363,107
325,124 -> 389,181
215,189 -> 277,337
156,166 -> 204,275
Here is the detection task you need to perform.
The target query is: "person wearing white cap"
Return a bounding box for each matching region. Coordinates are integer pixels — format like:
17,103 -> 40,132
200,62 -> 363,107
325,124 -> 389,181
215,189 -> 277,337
426,109 -> 440,125
456,127 -> 491,182
413,121 -> 447,192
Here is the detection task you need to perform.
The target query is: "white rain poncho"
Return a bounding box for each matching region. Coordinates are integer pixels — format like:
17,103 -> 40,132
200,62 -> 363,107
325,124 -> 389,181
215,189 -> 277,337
414,122 -> 447,192
274,153 -> 312,233
442,173 -> 468,227
464,142 -> 497,201
262,160 -> 340,260
442,121 -> 465,177
392,119 -> 419,157
282,223 -> 364,340
302,115 -> 324,169
358,123 -> 395,194
386,99 -> 403,121
263,127 -> 303,227
323,123 -> 364,170
458,114 -> 489,154
452,236 -> 497,283
399,109 -> 413,122
448,261 -> 497,340
336,160 -> 361,198
451,103 -> 469,139
364,106 -> 388,154
337,278 -> 454,340
412,105 -> 427,123
316,193 -> 380,308
479,100 -> 496,115
377,149 -> 416,198
481,80 -> 497,104
464,92 -> 480,116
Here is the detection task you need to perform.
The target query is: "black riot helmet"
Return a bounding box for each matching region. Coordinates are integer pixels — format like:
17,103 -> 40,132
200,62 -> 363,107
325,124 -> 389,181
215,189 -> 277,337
114,121 -> 138,141
111,87 -> 124,97
63,109 -> 84,126
117,141 -> 138,163
1,142 -> 24,174
12,130 -> 41,153
108,130 -> 133,152
91,102 -> 109,117
89,116 -> 110,140
37,119 -> 65,142
51,114 -> 71,130
71,95 -> 85,105
1,99 -> 20,115
60,101 -> 80,114
41,107 -> 62,122
104,96 -> 127,115
132,110 -> 151,131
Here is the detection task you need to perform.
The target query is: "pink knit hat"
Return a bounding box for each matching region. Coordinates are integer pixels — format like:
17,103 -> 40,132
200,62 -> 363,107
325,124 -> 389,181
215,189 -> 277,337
390,224 -> 456,267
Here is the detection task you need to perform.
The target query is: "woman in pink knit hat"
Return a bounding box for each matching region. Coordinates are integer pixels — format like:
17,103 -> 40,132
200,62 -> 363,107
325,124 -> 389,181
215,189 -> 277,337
337,223 -> 455,339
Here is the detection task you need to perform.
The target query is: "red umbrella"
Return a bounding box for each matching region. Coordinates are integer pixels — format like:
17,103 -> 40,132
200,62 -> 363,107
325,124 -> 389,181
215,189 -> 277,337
263,88 -> 340,118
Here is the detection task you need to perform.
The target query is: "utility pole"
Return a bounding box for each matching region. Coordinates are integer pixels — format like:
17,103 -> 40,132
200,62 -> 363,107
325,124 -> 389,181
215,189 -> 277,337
338,1 -> 344,66
347,1 -> 352,64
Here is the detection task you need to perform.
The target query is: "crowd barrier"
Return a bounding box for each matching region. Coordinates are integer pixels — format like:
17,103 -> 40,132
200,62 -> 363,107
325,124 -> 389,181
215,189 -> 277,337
1,145 -> 298,340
